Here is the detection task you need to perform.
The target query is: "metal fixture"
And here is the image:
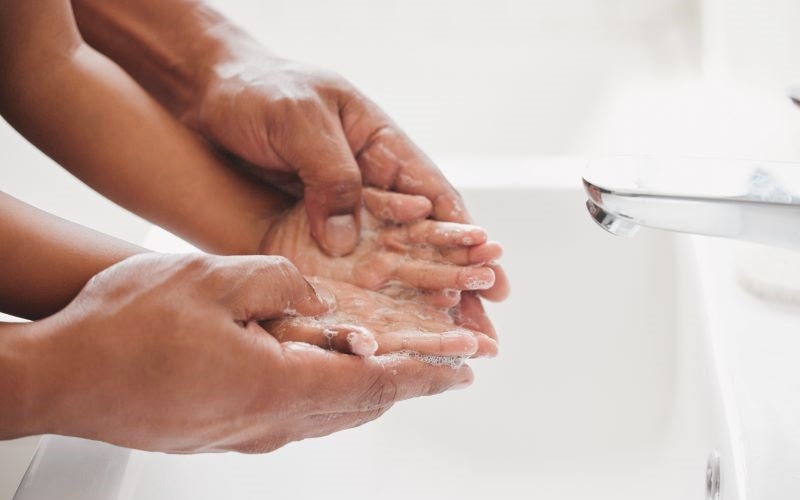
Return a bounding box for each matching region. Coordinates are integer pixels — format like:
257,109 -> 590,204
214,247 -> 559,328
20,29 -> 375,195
583,156 -> 800,250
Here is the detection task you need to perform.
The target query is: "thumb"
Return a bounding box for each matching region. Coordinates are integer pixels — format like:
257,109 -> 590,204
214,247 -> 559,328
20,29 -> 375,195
214,255 -> 329,321
285,119 -> 363,256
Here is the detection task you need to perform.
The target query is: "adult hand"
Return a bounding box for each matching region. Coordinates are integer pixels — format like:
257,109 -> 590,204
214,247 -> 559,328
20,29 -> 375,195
194,57 -> 469,255
70,0 -> 509,297
266,276 -> 498,358
11,253 -> 472,453
259,187 -> 507,340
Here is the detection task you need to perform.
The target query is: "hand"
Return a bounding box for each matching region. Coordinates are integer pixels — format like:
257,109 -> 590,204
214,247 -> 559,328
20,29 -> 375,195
13,253 -> 472,453
194,56 -> 464,255
265,276 -> 498,358
69,0 -> 509,298
261,187 -> 504,305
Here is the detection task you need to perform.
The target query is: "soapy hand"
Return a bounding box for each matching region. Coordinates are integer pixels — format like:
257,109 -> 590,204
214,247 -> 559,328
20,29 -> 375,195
265,277 -> 498,358
16,253 -> 472,453
261,187 -> 505,309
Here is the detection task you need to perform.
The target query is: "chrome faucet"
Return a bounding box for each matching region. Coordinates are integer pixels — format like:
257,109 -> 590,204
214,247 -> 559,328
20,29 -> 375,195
582,156 -> 800,250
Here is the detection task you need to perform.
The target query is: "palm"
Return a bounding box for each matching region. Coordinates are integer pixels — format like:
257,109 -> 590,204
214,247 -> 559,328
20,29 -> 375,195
265,277 -> 497,358
260,189 -> 501,298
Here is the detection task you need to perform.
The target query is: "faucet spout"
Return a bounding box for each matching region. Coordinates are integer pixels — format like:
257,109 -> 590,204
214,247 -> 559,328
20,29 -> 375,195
585,198 -> 640,237
582,157 -> 800,250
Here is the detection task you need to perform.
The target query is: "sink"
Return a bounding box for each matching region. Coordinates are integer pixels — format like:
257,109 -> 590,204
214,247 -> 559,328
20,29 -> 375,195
15,158 -> 756,499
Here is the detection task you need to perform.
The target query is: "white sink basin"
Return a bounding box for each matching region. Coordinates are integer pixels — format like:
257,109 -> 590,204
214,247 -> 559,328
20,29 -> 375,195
16,159 -> 773,499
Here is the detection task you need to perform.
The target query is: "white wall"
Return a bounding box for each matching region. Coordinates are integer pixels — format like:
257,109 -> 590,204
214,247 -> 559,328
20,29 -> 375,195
581,0 -> 800,160
208,0 -> 701,156
1,0 -> 700,246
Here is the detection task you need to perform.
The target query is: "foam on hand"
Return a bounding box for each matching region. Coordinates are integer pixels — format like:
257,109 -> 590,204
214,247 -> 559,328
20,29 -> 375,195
374,350 -> 468,369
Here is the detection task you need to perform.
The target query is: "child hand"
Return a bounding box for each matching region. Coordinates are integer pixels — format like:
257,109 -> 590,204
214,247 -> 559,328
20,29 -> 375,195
260,187 -> 504,307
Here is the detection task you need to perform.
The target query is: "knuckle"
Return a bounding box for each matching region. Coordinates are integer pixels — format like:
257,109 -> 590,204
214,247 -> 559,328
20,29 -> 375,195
258,255 -> 308,298
313,166 -> 362,193
264,254 -> 294,272
316,67 -> 350,88
360,371 -> 398,409
353,405 -> 392,429
263,255 -> 301,283
274,93 -> 329,126
425,377 -> 451,397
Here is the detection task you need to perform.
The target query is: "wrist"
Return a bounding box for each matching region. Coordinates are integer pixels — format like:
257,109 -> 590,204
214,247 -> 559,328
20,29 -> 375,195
0,321 -> 53,439
73,0 -> 272,125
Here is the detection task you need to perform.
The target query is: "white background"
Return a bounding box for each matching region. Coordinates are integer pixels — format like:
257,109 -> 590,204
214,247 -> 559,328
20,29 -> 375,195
1,0 -> 703,245
4,0 -> 800,496
4,0 -> 800,245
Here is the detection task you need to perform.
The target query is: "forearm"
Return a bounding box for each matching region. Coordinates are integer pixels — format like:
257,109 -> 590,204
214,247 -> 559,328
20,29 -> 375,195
0,321 -> 49,439
1,2 -> 289,256
0,193 -> 143,319
72,0 -> 263,122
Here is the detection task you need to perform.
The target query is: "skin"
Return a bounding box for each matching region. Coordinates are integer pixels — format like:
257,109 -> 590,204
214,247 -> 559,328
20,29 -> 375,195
263,187 -> 503,306
0,253 -> 473,453
0,0 -> 501,333
0,192 -> 494,357
0,192 -> 144,320
0,0 -> 496,451
71,0 -> 510,298
267,277 -> 498,357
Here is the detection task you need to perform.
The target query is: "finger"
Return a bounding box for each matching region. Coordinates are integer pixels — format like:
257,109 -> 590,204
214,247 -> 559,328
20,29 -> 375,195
282,343 -> 474,411
283,112 -> 363,257
266,319 -> 378,356
411,241 -> 504,266
417,221 -> 488,247
452,292 -> 497,340
212,255 -> 328,321
382,221 -> 488,249
468,241 -> 504,264
377,283 -> 461,309
393,261 -> 495,291
375,329 -> 478,356
352,124 -> 472,224
339,96 -> 471,224
473,333 -> 499,358
479,263 -> 510,302
382,320 -> 496,357
420,288 -> 462,308
362,187 -> 432,223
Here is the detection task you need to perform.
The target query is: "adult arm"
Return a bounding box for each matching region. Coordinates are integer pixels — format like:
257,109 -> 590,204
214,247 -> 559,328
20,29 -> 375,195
0,0 -> 291,256
70,0 -> 489,265
0,251 -> 473,452
1,0 -> 505,314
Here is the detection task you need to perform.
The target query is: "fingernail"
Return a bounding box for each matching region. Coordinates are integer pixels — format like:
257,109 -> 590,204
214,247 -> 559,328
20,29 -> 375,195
324,214 -> 358,256
442,332 -> 478,354
347,329 -> 378,357
464,269 -> 496,290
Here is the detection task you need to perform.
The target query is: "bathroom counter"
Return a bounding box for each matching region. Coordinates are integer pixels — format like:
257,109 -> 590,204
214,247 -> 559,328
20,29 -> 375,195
692,236 -> 800,499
